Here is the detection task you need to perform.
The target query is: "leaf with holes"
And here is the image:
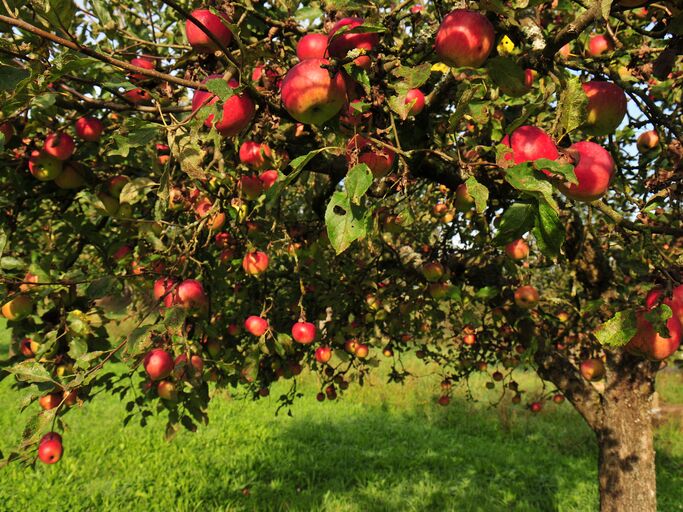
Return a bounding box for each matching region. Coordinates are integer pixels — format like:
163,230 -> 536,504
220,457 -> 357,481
325,191 -> 372,254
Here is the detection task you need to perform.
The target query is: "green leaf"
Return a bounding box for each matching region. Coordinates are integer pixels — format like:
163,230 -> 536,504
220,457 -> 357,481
325,191 -> 371,254
119,178 -> 157,205
534,159 -> 578,184
644,304 -> 672,338
532,200 -> 564,259
493,203 -> 536,245
388,93 -> 413,120
474,286 -> 499,300
345,164 -> 373,204
449,85 -> 478,129
205,78 -> 234,101
266,147 -> 334,207
6,362 -> 54,384
594,310 -> 638,347
174,135 -> 206,180
392,63 -> 432,90
600,0 -> 613,19
68,337 -> 88,359
127,325 -> 153,352
504,163 -> 559,212
163,307 -> 187,330
555,77 -> 588,136
87,276 -> 118,299
465,177 -> 489,214
487,57 -> 528,97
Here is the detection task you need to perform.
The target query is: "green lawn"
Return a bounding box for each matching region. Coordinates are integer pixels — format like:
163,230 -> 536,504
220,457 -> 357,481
0,350 -> 681,511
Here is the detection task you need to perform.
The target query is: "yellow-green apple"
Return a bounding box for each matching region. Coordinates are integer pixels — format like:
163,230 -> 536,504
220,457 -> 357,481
587,34 -> 614,57
143,349 -> 174,380
97,192 -> 119,216
192,75 -> 255,137
239,141 -> 273,169
581,81 -> 627,136
557,141 -> 614,201
245,316 -> 268,336
28,150 -> 63,181
636,130 -> 659,153
1,295 -> 33,320
108,175 -> 130,198
405,89 -> 425,116
186,9 -> 232,53
435,9 -> 495,67
242,251 -> 269,275
281,59 -> 347,125
296,33 -> 328,60
505,239 -> 529,260
315,346 -> 332,363
514,285 -> 539,309
346,135 -> 395,178
74,117 -> 103,142
157,380 -> 178,401
580,358 -> 606,381
422,261 -> 445,282
38,432 -> 62,464
176,279 -> 207,309
43,132 -> 74,161
454,183 -> 474,212
327,17 -> 378,69
292,321 -> 316,344
54,162 -> 86,189
559,44 -> 571,59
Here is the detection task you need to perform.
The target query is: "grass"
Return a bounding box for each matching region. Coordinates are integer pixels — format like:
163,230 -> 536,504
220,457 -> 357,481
0,333 -> 681,511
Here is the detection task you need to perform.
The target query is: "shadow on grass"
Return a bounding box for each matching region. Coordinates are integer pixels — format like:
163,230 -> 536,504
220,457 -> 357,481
197,399 -> 606,512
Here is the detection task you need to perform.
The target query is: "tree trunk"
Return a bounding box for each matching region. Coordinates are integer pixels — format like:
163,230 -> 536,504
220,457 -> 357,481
596,370 -> 657,512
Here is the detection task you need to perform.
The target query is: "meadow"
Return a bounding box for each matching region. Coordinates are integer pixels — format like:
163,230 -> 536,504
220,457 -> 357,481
0,337 -> 681,512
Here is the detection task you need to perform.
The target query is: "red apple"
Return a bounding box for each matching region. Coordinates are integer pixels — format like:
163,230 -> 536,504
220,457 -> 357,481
422,261 -> 445,282
20,337 -> 34,357
354,343 -> 369,358
0,122 -> 14,143
245,316 -> 268,336
505,239 -> 529,260
124,89 -> 152,104
39,393 -> 62,410
405,89 -> 425,116
129,56 -> 155,82
28,150 -> 63,181
345,339 -> 358,354
552,394 -> 565,404
176,279 -> 208,309
43,132 -> 75,161
292,321 -> 316,344
242,251 -> 269,275
327,17 -> 378,69
240,175 -> 264,200
144,349 -> 174,380
259,170 -> 279,190
153,277 -> 177,308
281,59 -> 347,125
434,9 -> 495,68
626,289 -> 682,361
192,76 -> 255,137
186,9 -> 232,53
558,141 -> 614,201
346,135 -> 395,178
524,69 -> 536,89
1,295 -> 33,321
530,401 -> 543,413
238,141 -> 273,169
297,33 -> 328,60
514,285 -> 539,309
582,81 -> 627,136
501,125 -> 559,173
315,346 -> 332,363
63,390 -> 77,407
580,358 -> 606,381
74,117 -> 103,142
38,432 -> 63,464
587,34 -> 614,57
174,353 -> 204,378
636,130 -> 659,153
157,380 -> 178,401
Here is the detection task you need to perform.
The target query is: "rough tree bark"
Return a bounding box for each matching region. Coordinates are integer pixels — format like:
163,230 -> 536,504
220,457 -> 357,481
535,349 -> 659,512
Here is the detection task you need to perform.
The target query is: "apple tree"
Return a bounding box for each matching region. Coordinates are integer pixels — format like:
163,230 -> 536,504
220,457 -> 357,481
0,1 -> 682,511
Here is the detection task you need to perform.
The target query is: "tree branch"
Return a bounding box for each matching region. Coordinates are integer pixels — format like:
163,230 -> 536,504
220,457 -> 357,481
590,200 -> 683,236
